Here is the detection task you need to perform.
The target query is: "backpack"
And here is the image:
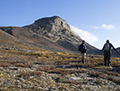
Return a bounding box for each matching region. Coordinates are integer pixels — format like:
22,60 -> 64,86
104,43 -> 110,51
78,44 -> 83,52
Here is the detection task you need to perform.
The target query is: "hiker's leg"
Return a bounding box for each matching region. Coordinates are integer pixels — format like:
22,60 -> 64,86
108,56 -> 111,66
82,53 -> 84,63
82,53 -> 86,64
104,56 -> 107,66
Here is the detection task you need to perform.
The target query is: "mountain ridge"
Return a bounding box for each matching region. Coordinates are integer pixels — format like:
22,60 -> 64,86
0,16 -> 105,54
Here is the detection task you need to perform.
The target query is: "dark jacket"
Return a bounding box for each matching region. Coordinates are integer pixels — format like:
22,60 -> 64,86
80,43 -> 87,53
102,43 -> 117,57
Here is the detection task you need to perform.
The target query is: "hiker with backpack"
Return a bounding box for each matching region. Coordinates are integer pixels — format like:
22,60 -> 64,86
102,40 -> 119,67
78,40 -> 88,64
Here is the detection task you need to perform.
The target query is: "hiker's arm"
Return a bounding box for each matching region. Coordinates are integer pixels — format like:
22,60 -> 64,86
102,45 -> 105,51
111,44 -> 119,53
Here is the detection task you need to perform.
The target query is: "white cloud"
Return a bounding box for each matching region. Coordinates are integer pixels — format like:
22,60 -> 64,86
90,25 -> 99,29
90,24 -> 115,30
70,25 -> 98,44
101,24 -> 115,30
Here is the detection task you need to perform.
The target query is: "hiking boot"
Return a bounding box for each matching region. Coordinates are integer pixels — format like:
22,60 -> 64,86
82,60 -> 85,64
108,64 -> 112,68
108,64 -> 111,67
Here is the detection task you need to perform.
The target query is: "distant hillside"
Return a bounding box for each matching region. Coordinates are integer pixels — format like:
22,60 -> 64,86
0,16 -> 101,54
112,47 -> 120,57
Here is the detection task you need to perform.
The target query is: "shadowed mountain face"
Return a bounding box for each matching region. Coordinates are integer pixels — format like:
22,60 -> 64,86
0,16 -> 101,54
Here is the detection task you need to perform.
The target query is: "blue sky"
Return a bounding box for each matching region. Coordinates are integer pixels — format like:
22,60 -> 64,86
0,0 -> 120,49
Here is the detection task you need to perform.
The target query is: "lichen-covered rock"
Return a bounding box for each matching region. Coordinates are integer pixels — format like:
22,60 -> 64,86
30,16 -> 82,44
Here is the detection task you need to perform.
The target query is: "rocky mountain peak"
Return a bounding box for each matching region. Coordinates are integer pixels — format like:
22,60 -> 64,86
28,16 -> 81,43
32,16 -> 70,31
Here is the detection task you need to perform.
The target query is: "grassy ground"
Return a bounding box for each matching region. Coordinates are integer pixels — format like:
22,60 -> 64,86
0,48 -> 120,68
0,48 -> 120,85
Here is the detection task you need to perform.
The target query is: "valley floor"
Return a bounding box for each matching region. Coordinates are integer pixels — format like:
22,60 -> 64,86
0,49 -> 120,91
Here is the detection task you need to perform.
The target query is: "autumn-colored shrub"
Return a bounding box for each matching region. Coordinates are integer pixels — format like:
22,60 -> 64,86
90,70 -> 120,84
61,80 -> 83,84
90,71 -> 104,77
19,71 -> 42,78
107,71 -> 119,76
0,63 -> 11,67
48,68 -> 87,75
14,63 -> 31,67
37,66 -> 55,72
69,63 -> 95,68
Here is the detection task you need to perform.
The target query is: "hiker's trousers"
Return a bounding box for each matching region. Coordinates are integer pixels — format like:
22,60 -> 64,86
104,56 -> 111,66
104,51 -> 111,66
81,53 -> 86,63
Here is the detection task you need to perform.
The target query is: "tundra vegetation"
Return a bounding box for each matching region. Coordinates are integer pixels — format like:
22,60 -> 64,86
0,48 -> 120,90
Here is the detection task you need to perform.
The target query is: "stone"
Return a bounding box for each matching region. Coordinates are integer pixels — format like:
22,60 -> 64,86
70,77 -> 83,81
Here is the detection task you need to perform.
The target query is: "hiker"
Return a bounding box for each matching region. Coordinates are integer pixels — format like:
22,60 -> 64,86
102,40 -> 119,67
78,40 -> 88,64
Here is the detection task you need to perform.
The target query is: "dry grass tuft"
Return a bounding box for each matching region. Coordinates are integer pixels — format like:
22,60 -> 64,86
37,66 -> 55,72
69,63 -> 95,68
19,71 -> 42,78
61,80 -> 83,84
14,63 -> 31,68
37,66 -> 87,75
0,63 -> 11,67
48,68 -> 87,75
90,70 -> 120,83
107,71 -> 119,76
90,71 -> 104,77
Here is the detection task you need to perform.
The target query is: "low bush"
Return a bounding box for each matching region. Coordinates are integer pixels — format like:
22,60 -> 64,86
106,71 -> 119,76
90,71 -> 104,77
90,70 -> 120,84
0,63 -> 11,67
14,63 -> 31,68
48,68 -> 87,75
18,71 -> 42,78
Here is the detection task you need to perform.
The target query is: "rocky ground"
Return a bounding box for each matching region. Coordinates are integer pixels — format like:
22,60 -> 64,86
0,49 -> 120,91
0,66 -> 120,91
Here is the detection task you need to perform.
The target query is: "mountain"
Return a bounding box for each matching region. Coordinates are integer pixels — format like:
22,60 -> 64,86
0,16 -> 100,54
112,47 -> 120,57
